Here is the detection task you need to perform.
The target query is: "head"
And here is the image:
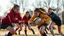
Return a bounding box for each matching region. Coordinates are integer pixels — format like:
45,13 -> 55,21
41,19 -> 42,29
39,8 -> 46,13
34,8 -> 40,17
48,8 -> 53,14
12,4 -> 20,13
25,11 -> 30,17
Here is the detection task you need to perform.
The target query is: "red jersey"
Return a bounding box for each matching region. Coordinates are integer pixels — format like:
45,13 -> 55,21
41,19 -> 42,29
23,16 -> 31,24
2,10 -> 23,24
0,17 -> 2,24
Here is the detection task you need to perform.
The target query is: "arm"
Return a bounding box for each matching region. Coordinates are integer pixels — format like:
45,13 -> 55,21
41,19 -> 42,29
37,19 -> 45,27
18,13 -> 23,24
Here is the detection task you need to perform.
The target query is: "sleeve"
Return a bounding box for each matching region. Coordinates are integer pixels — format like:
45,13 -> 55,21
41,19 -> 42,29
23,16 -> 25,20
28,16 -> 36,24
29,16 -> 36,21
18,13 -> 23,20
18,13 -> 23,24
7,13 -> 14,23
41,14 -> 51,23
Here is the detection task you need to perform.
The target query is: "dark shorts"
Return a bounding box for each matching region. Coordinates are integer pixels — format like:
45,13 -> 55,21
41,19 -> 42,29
38,24 -> 48,30
53,19 -> 61,26
25,23 -> 29,26
0,24 -> 13,29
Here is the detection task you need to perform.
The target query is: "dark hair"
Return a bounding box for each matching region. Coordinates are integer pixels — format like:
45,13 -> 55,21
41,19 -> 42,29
25,11 -> 31,18
10,4 -> 19,12
26,11 -> 29,13
34,8 -> 42,17
13,4 -> 19,9
48,8 -> 53,10
34,8 -> 46,14
34,8 -> 41,13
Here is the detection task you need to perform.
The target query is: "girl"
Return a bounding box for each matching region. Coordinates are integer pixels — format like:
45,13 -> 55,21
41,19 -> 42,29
23,11 -> 35,36
28,8 -> 54,36
1,4 -> 23,36
48,8 -> 62,34
39,8 -> 55,36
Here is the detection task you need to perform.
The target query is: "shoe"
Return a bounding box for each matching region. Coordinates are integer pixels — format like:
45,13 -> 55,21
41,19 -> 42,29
5,34 -> 7,36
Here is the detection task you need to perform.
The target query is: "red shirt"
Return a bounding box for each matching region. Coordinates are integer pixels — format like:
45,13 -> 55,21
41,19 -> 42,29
2,10 -> 23,24
23,16 -> 31,24
0,17 -> 2,24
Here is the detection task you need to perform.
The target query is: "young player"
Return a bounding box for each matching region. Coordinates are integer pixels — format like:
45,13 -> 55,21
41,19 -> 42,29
28,8 -> 53,36
48,8 -> 62,34
23,11 -> 35,36
39,8 -> 55,36
1,4 -> 23,36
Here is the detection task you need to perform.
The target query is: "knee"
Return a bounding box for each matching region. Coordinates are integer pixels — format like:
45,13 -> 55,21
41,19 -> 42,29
40,26 -> 45,34
28,27 -> 32,30
10,30 -> 16,34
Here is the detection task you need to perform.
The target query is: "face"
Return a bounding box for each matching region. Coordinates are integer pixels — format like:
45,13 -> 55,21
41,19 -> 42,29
13,7 -> 19,13
48,9 -> 52,14
25,13 -> 30,17
34,11 -> 40,17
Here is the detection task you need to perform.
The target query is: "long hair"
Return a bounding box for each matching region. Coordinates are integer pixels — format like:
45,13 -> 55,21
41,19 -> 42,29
24,11 -> 31,19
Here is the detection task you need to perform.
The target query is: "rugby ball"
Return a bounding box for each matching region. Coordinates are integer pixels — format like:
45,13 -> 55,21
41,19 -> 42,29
34,17 -> 42,24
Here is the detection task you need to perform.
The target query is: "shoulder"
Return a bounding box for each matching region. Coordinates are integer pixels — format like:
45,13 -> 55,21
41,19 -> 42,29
30,16 -> 36,20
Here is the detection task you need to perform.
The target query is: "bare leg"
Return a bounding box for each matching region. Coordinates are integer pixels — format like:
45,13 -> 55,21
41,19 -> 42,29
28,24 -> 35,34
6,26 -> 16,36
39,26 -> 47,36
58,26 -> 62,34
24,24 -> 27,36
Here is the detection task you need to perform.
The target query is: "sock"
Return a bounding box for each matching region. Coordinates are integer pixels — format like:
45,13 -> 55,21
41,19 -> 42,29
18,30 -> 21,35
7,32 -> 12,36
50,28 -> 55,36
15,28 -> 18,31
42,33 -> 47,36
30,29 -> 35,34
49,25 -> 55,36
25,30 -> 27,36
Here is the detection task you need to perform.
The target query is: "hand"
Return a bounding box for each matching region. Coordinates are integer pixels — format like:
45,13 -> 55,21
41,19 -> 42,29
19,21 -> 23,24
28,20 -> 35,24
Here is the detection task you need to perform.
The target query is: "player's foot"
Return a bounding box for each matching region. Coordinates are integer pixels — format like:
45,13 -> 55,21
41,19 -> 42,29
18,30 -> 21,35
5,34 -> 7,36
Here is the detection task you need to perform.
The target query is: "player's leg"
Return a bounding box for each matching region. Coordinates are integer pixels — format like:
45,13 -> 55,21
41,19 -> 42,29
58,26 -> 62,34
18,24 -> 22,35
56,20 -> 62,34
15,24 -> 19,35
39,25 -> 47,36
6,26 -> 16,36
24,24 -> 27,36
49,24 -> 54,36
1,24 -> 16,36
48,22 -> 55,36
28,24 -> 35,34
55,18 -> 62,34
15,24 -> 22,35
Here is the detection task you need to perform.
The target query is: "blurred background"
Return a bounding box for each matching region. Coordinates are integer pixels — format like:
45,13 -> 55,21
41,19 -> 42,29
0,0 -> 64,36
0,0 -> 64,24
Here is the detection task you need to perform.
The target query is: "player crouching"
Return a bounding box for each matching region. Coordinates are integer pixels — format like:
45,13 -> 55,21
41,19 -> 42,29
28,8 -> 54,36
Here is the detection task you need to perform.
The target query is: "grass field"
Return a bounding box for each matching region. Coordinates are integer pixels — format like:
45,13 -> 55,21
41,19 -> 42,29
0,25 -> 64,36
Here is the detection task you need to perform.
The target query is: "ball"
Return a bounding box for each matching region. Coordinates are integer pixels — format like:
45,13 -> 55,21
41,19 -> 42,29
34,17 -> 42,24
